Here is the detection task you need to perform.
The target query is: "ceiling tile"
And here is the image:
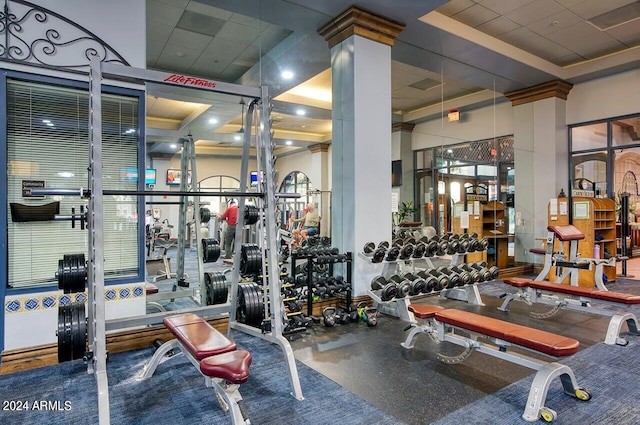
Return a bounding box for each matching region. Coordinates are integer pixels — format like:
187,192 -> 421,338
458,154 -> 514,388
186,2 -> 233,20
452,4 -> 500,27
203,38 -> 247,59
238,45 -> 260,62
229,13 -> 263,29
527,9 -> 584,36
217,21 -> 261,44
605,20 -> 640,46
437,0 -> 476,16
477,0 -> 537,15
506,0 -> 565,26
546,21 -> 624,56
167,27 -> 213,50
219,64 -> 252,82
252,31 -> 291,53
176,10 -> 226,37
156,44 -> 200,70
189,55 -> 233,77
152,0 -> 189,8
569,0 -> 638,20
146,23 -> 174,65
500,27 -> 573,61
147,0 -> 184,26
476,16 -> 521,37
553,52 -> 584,66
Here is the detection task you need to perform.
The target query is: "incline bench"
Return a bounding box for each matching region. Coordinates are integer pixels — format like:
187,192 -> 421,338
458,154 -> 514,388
499,278 -> 640,346
402,304 -> 591,423
532,224 -> 617,290
137,313 -> 252,425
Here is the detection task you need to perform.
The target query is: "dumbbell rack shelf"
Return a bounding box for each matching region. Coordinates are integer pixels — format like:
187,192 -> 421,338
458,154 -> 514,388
359,251 -> 485,322
291,251 -> 353,317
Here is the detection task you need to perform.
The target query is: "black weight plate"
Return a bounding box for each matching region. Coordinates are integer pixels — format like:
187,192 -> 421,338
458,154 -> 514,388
372,248 -> 386,263
204,272 -> 214,305
244,205 -> 259,225
400,243 -> 414,259
57,305 -> 72,363
200,208 -> 211,223
409,278 -> 426,296
423,275 -> 437,293
237,283 -> 250,324
413,242 -> 426,258
385,247 -> 400,261
71,302 -> 86,360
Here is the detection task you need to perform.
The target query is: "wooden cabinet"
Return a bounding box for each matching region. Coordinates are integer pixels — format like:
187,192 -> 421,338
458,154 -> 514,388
453,201 -> 508,268
547,197 -> 616,286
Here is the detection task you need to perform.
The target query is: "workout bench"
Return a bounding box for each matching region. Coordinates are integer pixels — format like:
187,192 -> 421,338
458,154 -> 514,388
137,313 -> 252,424
402,304 -> 591,423
533,225 -> 616,290
499,278 -> 640,346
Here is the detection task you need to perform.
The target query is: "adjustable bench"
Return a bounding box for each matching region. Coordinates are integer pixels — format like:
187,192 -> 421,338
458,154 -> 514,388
402,304 -> 591,423
533,225 -> 616,290
137,313 -> 252,425
499,278 -> 640,346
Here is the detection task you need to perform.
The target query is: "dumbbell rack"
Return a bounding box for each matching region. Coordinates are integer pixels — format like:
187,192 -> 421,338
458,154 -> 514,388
359,252 -> 485,322
291,251 -> 353,317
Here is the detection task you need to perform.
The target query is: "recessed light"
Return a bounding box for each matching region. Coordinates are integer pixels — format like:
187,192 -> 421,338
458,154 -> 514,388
234,134 -> 242,141
56,171 -> 75,178
285,140 -> 293,145
281,70 -> 294,80
170,143 -> 177,149
296,109 -> 306,116
176,52 -> 185,57
209,118 -> 218,124
300,125 -> 306,128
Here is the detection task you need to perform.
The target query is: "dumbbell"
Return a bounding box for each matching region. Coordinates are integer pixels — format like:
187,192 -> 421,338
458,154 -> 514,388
415,271 -> 437,293
385,246 -> 400,262
466,262 -> 492,282
452,264 -> 481,284
487,265 -> 499,280
436,267 -> 461,288
363,242 -> 376,256
401,272 -> 426,296
370,276 -> 398,301
399,243 -> 414,259
378,241 -> 390,250
413,242 -> 427,258
391,238 -> 403,248
389,275 -> 411,298
448,266 -> 473,286
447,239 -> 460,255
372,247 -> 387,263
457,238 -> 471,253
436,239 -> 449,256
427,269 -> 450,291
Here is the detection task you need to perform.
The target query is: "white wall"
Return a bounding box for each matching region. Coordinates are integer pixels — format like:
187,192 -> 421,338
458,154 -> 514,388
412,102 -> 514,149
567,69 -> 640,125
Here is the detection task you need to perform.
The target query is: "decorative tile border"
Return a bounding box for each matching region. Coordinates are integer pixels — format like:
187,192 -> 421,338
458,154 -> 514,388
4,284 -> 145,314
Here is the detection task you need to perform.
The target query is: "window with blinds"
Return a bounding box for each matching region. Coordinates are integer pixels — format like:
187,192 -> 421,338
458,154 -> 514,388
6,79 -> 141,289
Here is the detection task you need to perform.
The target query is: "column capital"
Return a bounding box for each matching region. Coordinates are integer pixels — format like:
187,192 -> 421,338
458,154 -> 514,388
318,6 -> 405,49
505,80 -> 573,106
392,122 -> 415,133
309,143 -> 330,154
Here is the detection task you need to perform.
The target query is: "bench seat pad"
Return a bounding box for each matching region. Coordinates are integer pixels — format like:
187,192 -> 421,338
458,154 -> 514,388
504,278 -> 640,304
200,350 -> 252,384
548,225 -> 584,241
145,283 -> 159,295
435,309 -> 579,357
164,313 -> 236,361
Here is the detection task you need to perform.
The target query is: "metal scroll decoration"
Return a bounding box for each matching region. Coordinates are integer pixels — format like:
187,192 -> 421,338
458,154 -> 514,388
0,0 -> 130,69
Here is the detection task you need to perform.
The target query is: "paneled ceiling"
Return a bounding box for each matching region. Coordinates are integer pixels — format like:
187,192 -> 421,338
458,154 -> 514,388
145,0 -> 640,156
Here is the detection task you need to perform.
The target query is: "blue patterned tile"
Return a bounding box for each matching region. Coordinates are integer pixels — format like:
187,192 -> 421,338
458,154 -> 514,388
42,296 -> 57,309
25,298 -> 39,311
133,286 -> 144,297
119,288 -> 131,299
105,289 -> 117,301
75,293 -> 87,303
6,299 -> 21,313
59,295 -> 71,306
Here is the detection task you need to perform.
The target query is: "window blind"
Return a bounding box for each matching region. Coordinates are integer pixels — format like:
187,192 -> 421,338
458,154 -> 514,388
6,79 -> 140,288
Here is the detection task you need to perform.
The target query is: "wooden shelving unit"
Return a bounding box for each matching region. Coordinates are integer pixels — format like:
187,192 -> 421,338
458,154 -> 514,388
453,200 -> 508,268
547,197 -> 616,286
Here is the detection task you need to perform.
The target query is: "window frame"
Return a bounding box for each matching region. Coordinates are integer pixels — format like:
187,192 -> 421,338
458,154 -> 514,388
0,69 -> 146,295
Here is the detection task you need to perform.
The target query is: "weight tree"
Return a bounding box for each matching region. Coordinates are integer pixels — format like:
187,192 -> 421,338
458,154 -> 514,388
35,55 -> 303,424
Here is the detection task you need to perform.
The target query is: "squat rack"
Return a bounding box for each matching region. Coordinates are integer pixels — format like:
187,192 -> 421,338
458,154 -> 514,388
35,56 -> 303,424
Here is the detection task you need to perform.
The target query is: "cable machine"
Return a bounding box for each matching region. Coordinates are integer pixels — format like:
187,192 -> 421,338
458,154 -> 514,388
35,56 -> 303,424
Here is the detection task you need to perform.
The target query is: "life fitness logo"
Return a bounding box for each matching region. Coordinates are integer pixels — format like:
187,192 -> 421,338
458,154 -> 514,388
163,74 -> 217,88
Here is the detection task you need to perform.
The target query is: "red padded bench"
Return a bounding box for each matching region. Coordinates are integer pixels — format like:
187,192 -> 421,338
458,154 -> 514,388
402,304 -> 590,422
138,313 -> 252,424
500,278 -> 640,346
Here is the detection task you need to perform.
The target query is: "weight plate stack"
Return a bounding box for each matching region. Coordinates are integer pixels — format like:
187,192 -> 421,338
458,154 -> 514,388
57,254 -> 87,294
200,207 -> 211,223
57,302 -> 86,363
237,282 -> 264,327
202,238 -> 221,263
244,205 -> 259,225
204,271 -> 228,305
240,244 -> 262,275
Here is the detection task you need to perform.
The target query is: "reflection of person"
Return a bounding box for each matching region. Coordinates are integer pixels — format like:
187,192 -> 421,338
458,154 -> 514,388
289,203 -> 320,243
221,199 -> 239,259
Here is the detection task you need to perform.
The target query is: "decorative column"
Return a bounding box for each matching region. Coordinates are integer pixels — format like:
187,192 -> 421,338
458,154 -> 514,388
393,122 -> 416,210
319,7 -> 405,295
505,80 -> 573,266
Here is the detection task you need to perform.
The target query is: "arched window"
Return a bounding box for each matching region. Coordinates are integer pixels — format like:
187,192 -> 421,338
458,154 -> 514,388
279,171 -> 315,227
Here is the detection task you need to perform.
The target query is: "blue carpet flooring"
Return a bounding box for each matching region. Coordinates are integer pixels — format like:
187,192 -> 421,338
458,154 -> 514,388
0,332 -> 398,425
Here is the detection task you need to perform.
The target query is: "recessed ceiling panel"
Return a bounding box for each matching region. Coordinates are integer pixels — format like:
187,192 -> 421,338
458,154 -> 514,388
176,10 -> 226,37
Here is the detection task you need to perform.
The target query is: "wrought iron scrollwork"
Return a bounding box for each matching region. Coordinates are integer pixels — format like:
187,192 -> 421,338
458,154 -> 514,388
1,0 -> 129,69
